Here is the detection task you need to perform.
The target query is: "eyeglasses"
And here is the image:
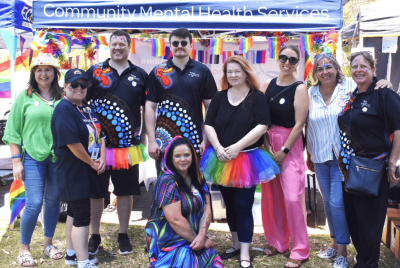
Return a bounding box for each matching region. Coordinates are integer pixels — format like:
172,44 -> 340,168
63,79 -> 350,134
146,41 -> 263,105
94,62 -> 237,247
314,53 -> 334,61
278,55 -> 299,65
171,41 -> 189,47
70,81 -> 89,89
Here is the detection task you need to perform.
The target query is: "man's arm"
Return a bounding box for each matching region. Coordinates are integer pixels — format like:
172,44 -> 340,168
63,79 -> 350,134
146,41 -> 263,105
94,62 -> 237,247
200,99 -> 212,155
144,101 -> 160,160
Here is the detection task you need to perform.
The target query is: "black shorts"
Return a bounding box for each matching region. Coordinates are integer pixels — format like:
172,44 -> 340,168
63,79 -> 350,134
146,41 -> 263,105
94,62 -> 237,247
67,198 -> 91,227
89,164 -> 140,199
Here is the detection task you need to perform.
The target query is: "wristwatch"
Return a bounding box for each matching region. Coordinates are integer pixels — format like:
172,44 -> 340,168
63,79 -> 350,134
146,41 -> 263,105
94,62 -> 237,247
281,146 -> 290,154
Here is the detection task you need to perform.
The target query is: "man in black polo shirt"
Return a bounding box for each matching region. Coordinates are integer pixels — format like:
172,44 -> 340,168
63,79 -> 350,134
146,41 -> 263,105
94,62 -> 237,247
145,27 -> 218,172
85,30 -> 148,255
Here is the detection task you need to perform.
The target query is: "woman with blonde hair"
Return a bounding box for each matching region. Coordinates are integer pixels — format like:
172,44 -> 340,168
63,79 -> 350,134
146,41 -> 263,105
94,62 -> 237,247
200,55 -> 280,268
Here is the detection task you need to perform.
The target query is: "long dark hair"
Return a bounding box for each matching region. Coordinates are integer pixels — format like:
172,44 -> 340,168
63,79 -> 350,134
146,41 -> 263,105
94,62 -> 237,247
25,65 -> 63,100
162,137 -> 206,201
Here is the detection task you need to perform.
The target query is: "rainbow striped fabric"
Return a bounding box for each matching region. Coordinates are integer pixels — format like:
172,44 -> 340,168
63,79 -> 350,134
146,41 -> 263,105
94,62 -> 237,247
267,37 -> 283,59
238,38 -> 253,54
59,35 -> 74,54
300,35 -> 314,52
9,180 -> 26,225
209,39 -> 224,55
151,39 -> 166,57
304,51 -> 313,80
130,38 -> 135,53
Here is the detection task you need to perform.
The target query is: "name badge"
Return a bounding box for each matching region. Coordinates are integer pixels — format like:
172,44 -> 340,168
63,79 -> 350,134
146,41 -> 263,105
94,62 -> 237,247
91,147 -> 100,159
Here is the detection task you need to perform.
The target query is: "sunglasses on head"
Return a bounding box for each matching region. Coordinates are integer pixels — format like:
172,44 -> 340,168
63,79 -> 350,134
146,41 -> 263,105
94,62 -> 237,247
171,40 -> 189,47
70,81 -> 89,89
278,55 -> 299,65
314,53 -> 334,61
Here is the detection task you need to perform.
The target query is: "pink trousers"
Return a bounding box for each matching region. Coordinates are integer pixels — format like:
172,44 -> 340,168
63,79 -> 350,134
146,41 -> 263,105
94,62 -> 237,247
261,126 -> 310,260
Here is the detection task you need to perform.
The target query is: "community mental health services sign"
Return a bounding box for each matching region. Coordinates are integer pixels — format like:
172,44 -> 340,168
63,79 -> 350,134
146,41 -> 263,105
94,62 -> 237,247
32,0 -> 343,31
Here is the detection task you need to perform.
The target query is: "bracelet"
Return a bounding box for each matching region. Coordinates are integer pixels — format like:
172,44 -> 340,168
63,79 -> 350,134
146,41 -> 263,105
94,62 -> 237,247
11,154 -> 21,159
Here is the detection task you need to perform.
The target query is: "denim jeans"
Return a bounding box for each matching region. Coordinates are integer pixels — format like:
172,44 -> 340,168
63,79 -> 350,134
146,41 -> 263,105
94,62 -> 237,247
20,153 -> 60,245
314,156 -> 350,245
218,185 -> 256,243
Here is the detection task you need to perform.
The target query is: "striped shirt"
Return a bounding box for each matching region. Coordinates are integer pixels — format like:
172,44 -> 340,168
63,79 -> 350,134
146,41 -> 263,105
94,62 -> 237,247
306,78 -> 356,163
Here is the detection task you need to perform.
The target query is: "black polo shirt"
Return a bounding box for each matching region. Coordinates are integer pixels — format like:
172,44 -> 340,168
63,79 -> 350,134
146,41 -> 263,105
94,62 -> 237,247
86,59 -> 147,148
146,57 -> 217,154
338,78 -> 400,165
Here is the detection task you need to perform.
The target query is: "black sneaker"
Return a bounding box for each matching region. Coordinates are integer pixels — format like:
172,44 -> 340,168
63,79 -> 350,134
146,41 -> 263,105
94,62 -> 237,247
88,234 -> 101,255
118,233 -> 133,255
65,254 -> 98,266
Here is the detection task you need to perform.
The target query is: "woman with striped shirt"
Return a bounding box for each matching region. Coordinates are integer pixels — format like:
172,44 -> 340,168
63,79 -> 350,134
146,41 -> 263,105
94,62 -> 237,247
306,53 -> 391,268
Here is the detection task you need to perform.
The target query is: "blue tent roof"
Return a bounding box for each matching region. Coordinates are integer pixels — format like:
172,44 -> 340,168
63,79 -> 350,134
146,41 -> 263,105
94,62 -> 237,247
0,0 -> 32,32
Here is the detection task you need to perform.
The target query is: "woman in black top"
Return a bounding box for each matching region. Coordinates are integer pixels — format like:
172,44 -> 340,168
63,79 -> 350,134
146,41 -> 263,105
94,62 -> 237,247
51,69 -> 106,268
337,51 -> 400,268
261,45 -> 309,268
200,55 -> 280,268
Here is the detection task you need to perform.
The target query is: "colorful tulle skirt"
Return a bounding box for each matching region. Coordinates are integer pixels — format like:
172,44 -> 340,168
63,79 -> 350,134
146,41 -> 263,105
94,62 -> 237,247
199,145 -> 280,188
105,143 -> 149,170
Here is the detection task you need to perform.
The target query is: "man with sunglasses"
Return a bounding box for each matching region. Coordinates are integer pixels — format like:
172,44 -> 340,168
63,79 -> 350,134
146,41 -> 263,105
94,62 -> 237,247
145,27 -> 218,172
85,30 -> 148,256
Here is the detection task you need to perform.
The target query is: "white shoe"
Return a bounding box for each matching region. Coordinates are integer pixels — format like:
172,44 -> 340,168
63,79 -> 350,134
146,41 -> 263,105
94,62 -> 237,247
317,247 -> 337,259
334,256 -> 349,268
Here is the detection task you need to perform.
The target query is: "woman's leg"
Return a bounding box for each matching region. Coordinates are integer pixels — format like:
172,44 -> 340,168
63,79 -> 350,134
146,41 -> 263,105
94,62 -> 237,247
218,185 -> 240,251
69,198 -> 91,263
43,159 -> 60,253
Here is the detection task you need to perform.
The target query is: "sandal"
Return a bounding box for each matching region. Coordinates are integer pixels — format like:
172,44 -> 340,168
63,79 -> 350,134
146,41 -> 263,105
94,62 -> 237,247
17,251 -> 35,267
264,245 -> 279,256
240,259 -> 252,268
219,247 -> 240,260
43,245 -> 63,260
284,258 -> 308,268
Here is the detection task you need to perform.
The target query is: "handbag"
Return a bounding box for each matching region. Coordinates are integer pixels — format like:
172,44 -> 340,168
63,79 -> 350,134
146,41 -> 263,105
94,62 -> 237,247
344,98 -> 389,197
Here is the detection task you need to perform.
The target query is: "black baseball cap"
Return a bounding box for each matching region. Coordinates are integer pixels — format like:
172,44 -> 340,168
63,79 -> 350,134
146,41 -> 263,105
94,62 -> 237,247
65,68 -> 88,83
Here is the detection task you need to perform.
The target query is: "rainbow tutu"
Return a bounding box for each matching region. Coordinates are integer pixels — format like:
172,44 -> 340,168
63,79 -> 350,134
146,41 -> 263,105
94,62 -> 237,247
105,143 -> 149,170
199,146 -> 280,188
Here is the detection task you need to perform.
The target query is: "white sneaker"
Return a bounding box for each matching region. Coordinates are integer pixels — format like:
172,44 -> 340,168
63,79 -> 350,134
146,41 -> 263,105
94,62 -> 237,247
334,256 -> 349,268
317,247 -> 337,259
83,263 -> 98,268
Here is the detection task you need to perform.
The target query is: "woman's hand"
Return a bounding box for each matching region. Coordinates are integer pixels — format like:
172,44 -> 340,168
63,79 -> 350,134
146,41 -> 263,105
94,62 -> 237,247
306,152 -> 315,172
274,150 -> 287,166
216,146 -> 231,162
388,162 -> 399,184
204,238 -> 213,249
224,144 -> 241,160
190,235 -> 206,251
375,79 -> 393,89
95,156 -> 106,175
13,161 -> 24,182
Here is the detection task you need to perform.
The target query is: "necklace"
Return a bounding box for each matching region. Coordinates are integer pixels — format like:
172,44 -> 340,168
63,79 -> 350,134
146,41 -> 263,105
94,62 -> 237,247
33,91 -> 54,107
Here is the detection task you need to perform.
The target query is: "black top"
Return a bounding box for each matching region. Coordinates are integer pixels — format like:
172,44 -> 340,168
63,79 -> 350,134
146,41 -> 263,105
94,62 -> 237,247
265,78 -> 302,128
51,99 -> 104,201
146,57 -> 218,154
338,78 -> 400,159
205,89 -> 270,150
86,59 -> 147,148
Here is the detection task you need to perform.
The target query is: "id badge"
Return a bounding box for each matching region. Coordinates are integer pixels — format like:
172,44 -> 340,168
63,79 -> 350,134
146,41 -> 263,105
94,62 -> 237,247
91,147 -> 100,159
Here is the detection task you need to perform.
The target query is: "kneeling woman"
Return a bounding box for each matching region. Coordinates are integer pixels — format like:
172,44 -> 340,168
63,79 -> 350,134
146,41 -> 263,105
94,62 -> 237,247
146,137 -> 223,268
51,69 -> 106,268
200,56 -> 280,268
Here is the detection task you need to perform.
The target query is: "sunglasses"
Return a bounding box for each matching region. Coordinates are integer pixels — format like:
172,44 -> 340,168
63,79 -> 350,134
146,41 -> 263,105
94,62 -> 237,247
278,55 -> 299,65
171,40 -> 189,47
70,81 -> 89,89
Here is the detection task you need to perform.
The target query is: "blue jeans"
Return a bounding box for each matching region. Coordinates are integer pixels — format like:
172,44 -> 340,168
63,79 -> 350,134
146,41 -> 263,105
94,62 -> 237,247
20,153 -> 60,245
314,156 -> 350,246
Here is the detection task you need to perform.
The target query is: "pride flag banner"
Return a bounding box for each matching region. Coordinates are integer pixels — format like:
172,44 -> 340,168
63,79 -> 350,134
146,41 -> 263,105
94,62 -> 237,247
209,39 -> 224,55
304,51 -> 313,80
300,35 -> 314,52
9,180 -> 26,225
130,38 -> 135,54
238,38 -> 253,54
268,38 -> 283,59
96,36 -> 108,46
190,42 -> 195,58
59,35 -> 74,54
151,39 -> 165,57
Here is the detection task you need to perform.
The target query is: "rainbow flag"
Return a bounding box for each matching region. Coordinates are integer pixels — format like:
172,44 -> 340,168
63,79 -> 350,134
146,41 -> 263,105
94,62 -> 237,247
97,36 -> 108,46
151,39 -> 165,57
190,42 -> 195,58
304,51 -> 313,80
209,39 -> 224,55
9,180 -> 26,225
300,35 -> 314,52
130,38 -> 135,53
59,35 -> 74,54
238,38 -> 253,54
268,37 -> 283,59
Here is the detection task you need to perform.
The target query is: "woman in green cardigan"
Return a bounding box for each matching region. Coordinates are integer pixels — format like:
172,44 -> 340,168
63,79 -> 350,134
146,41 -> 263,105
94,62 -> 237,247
3,53 -> 64,267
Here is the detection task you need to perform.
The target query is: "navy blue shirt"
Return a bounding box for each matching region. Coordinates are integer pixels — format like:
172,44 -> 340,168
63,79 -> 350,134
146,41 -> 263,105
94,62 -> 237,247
146,57 -> 217,154
86,59 -> 147,148
51,99 -> 103,201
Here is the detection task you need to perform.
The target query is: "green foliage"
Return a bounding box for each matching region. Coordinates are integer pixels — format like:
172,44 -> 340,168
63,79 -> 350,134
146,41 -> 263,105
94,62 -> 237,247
343,0 -> 380,26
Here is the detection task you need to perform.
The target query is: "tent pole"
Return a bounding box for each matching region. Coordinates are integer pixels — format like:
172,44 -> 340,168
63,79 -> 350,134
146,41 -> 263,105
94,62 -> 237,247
10,28 -> 16,102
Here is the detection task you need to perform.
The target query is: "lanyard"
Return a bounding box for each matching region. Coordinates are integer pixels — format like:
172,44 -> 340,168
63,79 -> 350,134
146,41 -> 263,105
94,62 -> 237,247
63,96 -> 99,144
33,91 -> 55,107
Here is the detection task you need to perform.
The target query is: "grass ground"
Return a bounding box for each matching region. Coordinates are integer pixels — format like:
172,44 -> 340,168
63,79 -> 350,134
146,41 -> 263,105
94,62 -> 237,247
0,221 -> 399,268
